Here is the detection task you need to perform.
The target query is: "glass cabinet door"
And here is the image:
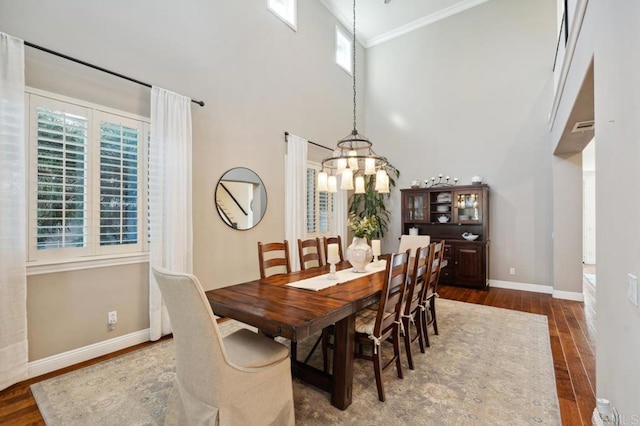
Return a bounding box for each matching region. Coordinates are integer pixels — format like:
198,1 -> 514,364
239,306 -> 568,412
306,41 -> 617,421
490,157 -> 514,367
405,193 -> 428,222
453,189 -> 482,223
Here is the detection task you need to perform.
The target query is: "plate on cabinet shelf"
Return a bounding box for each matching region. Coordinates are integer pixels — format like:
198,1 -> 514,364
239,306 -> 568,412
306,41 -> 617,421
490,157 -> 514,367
436,194 -> 452,203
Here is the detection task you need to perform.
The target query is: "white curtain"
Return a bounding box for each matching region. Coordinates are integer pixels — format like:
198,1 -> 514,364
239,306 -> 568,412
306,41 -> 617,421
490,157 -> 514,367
332,175 -> 348,248
284,133 -> 307,271
149,86 -> 193,341
0,32 -> 28,390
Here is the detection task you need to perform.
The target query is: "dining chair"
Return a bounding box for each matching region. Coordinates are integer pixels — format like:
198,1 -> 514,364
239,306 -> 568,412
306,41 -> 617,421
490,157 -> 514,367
421,240 -> 445,347
401,244 -> 431,370
257,240 -> 291,279
298,237 -> 324,270
352,250 -> 410,402
151,266 -> 295,425
398,234 -> 431,258
322,235 -> 344,264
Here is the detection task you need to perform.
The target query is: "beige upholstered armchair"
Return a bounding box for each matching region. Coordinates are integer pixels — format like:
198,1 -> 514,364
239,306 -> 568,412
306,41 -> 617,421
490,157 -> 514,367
151,267 -> 295,425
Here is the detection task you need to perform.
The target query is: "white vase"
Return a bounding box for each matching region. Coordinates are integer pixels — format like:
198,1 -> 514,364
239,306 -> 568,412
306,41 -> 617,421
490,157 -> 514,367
346,237 -> 373,273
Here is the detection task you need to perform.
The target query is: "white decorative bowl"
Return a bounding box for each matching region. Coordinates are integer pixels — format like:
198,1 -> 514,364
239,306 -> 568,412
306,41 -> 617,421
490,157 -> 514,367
438,215 -> 450,223
436,205 -> 450,213
462,232 -> 479,241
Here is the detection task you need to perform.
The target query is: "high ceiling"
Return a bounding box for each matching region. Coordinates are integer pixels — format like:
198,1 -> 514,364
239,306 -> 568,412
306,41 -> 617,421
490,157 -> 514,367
318,0 -> 489,48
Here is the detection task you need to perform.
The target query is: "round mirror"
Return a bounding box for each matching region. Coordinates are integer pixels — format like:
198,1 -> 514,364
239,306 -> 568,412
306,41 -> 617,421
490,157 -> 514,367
215,167 -> 267,230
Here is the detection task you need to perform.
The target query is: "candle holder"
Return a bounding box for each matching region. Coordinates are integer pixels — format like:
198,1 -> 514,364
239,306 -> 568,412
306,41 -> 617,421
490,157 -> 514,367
327,262 -> 337,280
371,239 -> 382,267
326,243 -> 340,279
424,175 -> 458,188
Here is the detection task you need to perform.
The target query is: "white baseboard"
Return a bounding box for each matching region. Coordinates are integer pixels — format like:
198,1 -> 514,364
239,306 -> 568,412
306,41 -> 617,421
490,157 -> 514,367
552,290 -> 585,302
490,279 -> 553,294
490,279 -> 585,302
28,328 -> 151,380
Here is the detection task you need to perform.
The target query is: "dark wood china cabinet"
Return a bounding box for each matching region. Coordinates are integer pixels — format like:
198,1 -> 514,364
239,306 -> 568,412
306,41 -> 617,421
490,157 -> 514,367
401,184 -> 489,289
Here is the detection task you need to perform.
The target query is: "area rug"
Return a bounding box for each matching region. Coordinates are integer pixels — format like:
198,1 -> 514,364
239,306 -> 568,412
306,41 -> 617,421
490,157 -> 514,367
31,299 -> 561,425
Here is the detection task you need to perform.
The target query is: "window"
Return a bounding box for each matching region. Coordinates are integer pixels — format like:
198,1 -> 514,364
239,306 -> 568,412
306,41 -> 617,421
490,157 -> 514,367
27,92 -> 149,263
268,0 -> 297,31
306,163 -> 334,237
336,27 -> 352,74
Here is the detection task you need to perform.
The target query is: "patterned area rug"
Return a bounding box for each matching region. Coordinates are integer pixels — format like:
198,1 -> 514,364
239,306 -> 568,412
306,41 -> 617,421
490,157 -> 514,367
31,299 -> 560,425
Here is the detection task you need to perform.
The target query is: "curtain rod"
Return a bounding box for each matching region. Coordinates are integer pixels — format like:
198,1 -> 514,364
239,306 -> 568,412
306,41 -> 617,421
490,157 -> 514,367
24,41 -> 205,107
284,131 -> 333,152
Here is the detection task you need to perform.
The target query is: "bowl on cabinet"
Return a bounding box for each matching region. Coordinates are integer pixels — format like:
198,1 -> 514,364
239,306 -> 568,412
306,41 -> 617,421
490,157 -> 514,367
438,215 -> 450,223
462,232 -> 479,241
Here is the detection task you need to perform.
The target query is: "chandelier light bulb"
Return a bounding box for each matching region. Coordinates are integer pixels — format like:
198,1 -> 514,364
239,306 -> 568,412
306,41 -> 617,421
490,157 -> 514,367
364,157 -> 376,175
348,150 -> 358,171
327,175 -> 338,193
337,158 -> 347,174
341,168 -> 354,190
317,171 -> 328,192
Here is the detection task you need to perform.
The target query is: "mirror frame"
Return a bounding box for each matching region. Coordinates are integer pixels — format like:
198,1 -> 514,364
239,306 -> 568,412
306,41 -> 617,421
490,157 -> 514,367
214,167 -> 267,230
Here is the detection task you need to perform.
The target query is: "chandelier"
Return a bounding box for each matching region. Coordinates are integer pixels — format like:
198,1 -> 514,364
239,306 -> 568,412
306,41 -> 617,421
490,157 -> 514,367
317,0 -> 389,194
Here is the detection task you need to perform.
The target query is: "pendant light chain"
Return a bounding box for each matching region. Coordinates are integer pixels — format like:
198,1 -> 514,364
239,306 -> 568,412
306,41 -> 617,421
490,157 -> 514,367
352,0 -> 357,134
316,0 -> 390,194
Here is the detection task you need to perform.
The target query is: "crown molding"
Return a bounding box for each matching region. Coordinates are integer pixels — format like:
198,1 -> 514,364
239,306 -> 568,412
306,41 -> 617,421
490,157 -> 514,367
319,0 -> 489,48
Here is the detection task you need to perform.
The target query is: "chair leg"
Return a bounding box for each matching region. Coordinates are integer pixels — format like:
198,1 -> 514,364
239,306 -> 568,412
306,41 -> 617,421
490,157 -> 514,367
416,310 -> 426,354
393,326 -> 404,380
431,298 -> 439,335
402,316 -> 414,370
373,347 -> 385,402
421,306 -> 431,348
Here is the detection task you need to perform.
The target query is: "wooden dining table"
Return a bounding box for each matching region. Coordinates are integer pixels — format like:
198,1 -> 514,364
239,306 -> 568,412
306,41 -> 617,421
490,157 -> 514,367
205,260 -> 387,410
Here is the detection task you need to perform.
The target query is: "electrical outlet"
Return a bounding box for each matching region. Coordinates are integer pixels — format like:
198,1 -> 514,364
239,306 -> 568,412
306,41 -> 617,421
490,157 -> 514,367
509,267 -> 515,275
628,274 -> 638,307
108,311 -> 118,326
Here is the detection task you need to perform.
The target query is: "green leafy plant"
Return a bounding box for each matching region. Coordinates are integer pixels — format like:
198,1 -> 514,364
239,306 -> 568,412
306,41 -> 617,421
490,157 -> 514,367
347,214 -> 380,239
348,163 -> 400,238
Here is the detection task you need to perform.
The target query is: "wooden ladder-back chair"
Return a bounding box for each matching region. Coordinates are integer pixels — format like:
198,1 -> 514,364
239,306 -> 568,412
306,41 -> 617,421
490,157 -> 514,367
151,267 -> 295,425
322,235 -> 344,264
401,244 -> 431,370
421,240 -> 445,347
353,250 -> 410,402
257,240 -> 291,279
297,238 -> 324,270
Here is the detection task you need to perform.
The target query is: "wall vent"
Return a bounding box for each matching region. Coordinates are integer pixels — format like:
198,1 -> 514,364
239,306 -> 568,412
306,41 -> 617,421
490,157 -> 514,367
572,120 -> 595,133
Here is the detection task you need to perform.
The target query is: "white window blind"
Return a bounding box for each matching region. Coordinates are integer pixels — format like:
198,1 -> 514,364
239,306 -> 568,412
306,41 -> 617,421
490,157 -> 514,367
306,163 -> 334,237
98,119 -> 140,246
28,92 -> 148,262
34,103 -> 89,251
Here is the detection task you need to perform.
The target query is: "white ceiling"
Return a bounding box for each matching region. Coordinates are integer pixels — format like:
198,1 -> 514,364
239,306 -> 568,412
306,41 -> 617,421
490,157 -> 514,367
318,0 -> 490,48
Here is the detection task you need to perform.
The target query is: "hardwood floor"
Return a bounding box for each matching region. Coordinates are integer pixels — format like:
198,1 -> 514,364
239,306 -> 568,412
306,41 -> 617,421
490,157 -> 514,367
0,282 -> 596,425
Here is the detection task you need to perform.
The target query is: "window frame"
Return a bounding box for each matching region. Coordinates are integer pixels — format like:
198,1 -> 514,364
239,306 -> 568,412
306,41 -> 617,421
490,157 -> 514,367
25,88 -> 150,272
305,161 -> 334,239
335,26 -> 353,75
267,0 -> 297,32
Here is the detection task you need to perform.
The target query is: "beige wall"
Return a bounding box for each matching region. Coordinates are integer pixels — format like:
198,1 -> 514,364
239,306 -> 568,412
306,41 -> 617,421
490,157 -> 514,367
364,0 -> 556,287
27,264 -> 149,360
551,153 -> 583,295
0,0 -> 363,361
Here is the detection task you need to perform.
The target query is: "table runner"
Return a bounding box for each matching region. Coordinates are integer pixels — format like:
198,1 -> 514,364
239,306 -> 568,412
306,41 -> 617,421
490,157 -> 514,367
286,260 -> 387,291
